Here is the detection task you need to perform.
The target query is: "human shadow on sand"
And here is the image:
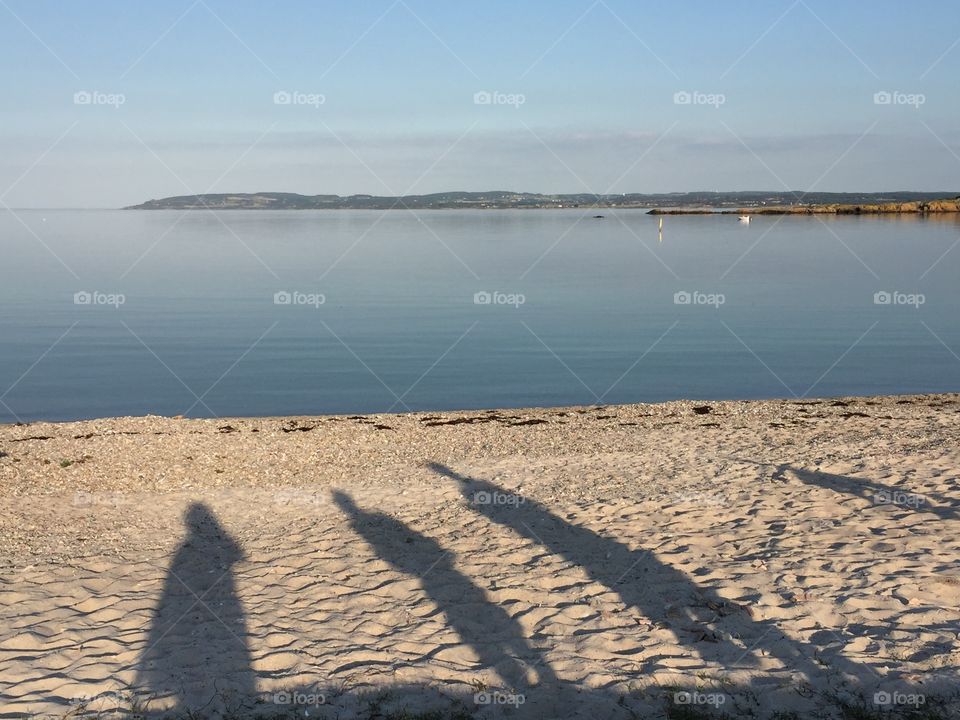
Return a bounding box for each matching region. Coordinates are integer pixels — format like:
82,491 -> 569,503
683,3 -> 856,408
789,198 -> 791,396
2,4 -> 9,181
426,462 -> 887,690
333,490 -> 559,695
114,492 -> 951,719
784,464 -> 960,520
133,502 -> 255,715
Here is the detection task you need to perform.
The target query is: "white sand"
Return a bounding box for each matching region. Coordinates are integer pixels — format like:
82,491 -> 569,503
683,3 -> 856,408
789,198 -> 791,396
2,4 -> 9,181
1,395 -> 958,718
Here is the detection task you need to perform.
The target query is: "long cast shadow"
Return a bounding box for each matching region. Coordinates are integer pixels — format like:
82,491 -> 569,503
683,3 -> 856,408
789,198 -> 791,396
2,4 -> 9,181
785,465 -> 959,520
333,490 -> 559,693
428,462 -> 880,688
134,502 -> 256,714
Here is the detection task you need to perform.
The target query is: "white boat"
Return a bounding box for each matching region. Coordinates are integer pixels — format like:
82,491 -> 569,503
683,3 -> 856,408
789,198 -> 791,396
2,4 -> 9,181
738,215 -> 751,223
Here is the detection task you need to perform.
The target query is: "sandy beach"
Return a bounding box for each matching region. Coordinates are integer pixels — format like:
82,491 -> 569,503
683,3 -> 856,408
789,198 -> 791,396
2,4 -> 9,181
1,394 -> 959,718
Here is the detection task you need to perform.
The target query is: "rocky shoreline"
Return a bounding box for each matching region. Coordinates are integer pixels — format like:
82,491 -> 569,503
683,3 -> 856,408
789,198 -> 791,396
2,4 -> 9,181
648,198 -> 960,215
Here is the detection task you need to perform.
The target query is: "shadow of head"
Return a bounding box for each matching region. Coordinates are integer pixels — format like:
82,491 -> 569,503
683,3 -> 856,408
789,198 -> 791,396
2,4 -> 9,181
185,500 -> 218,530
182,501 -> 243,557
331,489 -> 355,513
332,490 -> 449,574
426,461 -> 498,496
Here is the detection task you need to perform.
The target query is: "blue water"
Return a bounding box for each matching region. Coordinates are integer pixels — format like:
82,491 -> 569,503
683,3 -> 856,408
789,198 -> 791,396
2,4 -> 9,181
1,209 -> 958,421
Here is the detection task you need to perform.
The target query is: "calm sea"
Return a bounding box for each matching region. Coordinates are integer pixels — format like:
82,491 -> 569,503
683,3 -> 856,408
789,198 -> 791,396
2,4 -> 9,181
1,209 -> 958,421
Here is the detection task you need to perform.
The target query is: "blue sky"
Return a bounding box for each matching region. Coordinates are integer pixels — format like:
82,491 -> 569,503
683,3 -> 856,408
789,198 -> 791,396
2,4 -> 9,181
1,0 -> 958,207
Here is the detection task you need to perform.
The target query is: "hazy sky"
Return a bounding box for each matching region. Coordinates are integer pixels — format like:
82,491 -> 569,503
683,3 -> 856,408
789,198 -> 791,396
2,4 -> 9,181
1,0 -> 958,207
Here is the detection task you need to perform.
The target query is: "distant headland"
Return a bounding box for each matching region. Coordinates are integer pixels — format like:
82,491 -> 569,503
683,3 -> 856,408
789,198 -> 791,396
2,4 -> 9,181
125,191 -> 960,212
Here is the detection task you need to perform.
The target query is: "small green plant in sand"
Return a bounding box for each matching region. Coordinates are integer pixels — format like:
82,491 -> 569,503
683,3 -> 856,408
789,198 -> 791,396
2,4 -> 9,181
823,688 -> 955,720
468,678 -> 487,694
665,704 -> 733,720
